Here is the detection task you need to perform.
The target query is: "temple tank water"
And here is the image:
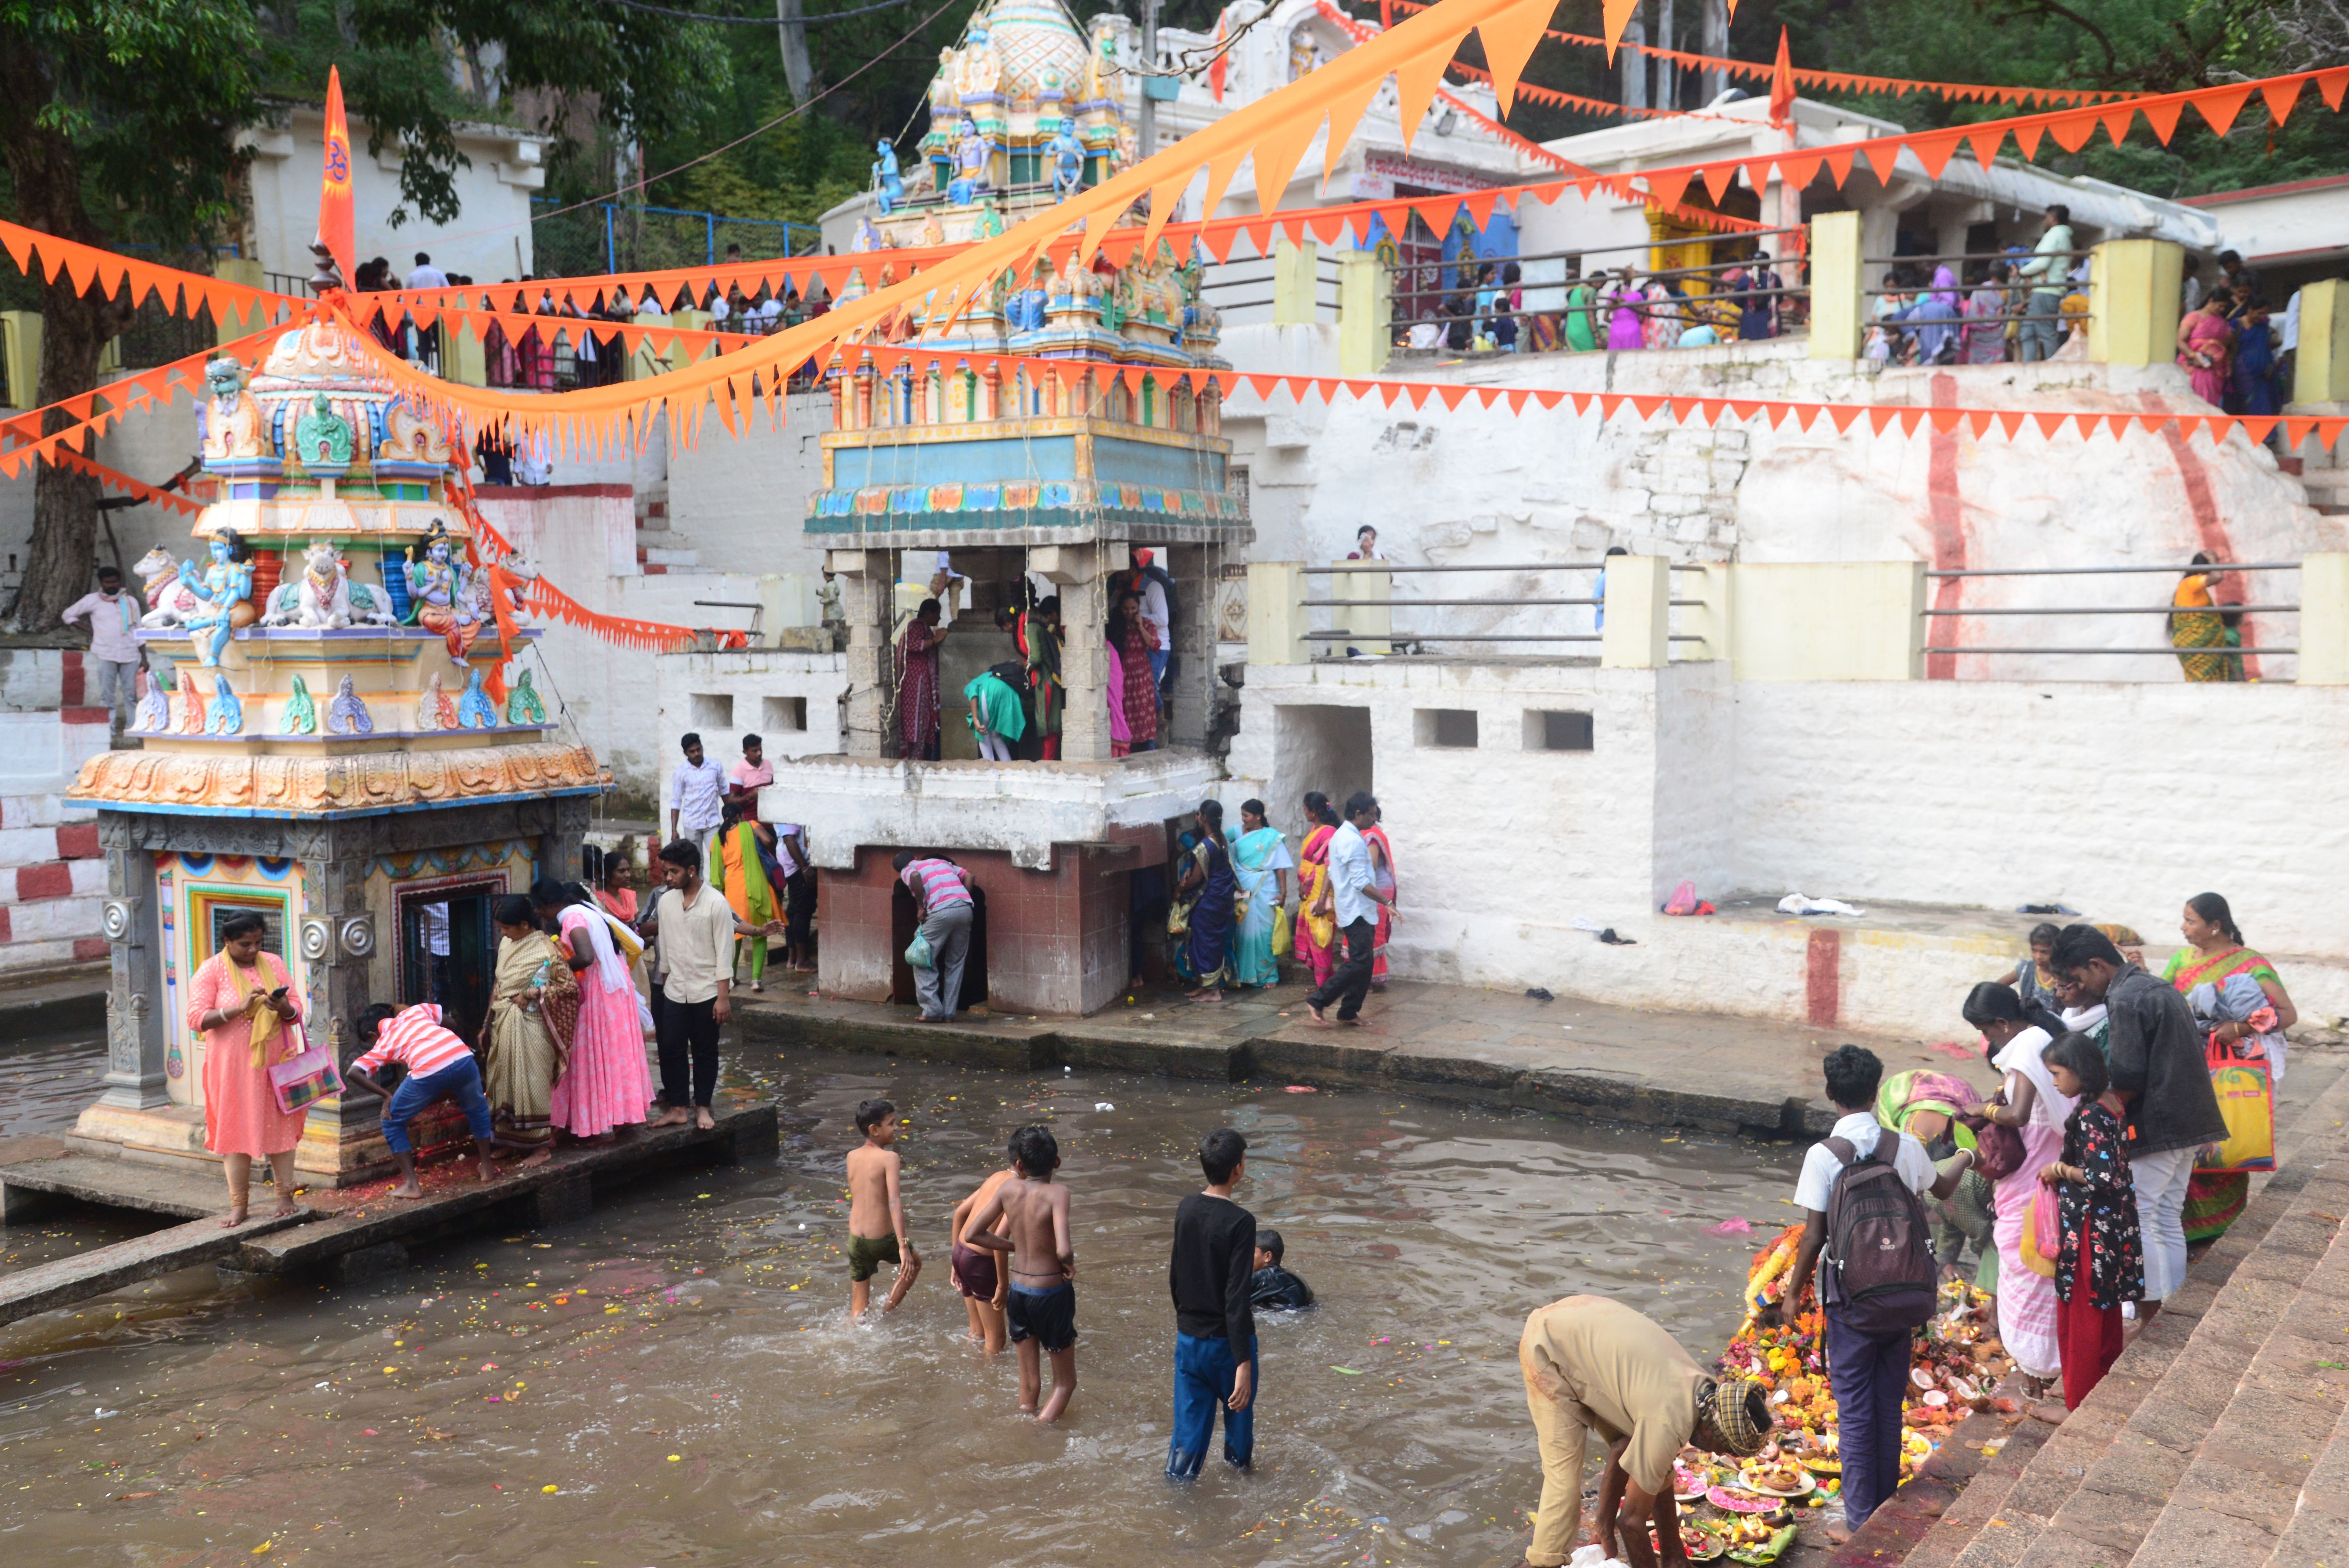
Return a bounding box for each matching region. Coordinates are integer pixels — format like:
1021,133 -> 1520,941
1,1037 -> 1801,1565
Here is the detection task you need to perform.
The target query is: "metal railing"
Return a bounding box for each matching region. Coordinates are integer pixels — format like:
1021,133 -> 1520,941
1921,563 -> 2299,664
1300,560 -> 1710,652
530,200 -> 823,280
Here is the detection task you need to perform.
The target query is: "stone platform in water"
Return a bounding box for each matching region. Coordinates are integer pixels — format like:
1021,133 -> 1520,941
0,1094 -> 776,1326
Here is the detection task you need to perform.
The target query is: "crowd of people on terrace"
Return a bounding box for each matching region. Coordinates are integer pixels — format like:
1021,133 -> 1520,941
346,244 -> 831,395
1391,203 -> 2294,412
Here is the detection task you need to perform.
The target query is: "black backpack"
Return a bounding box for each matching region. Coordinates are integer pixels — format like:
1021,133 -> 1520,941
1820,1135 -> 1938,1335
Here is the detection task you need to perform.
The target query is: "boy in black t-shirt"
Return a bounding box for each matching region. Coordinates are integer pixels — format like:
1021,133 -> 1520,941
1167,1128 -> 1257,1477
1248,1228 -> 1315,1311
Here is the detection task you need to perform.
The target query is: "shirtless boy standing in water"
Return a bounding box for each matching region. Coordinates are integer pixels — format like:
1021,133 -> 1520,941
845,1098 -> 921,1317
963,1125 -> 1077,1420
950,1160 -> 1018,1352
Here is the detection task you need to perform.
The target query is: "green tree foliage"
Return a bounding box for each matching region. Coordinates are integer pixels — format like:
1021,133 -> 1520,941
0,0 -> 727,626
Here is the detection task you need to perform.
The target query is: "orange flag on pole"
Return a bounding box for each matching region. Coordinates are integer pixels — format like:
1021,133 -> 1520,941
317,66 -> 358,290
1769,28 -> 1797,127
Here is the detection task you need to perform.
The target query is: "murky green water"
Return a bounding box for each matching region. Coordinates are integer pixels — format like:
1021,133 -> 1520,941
1,1044 -> 1800,1567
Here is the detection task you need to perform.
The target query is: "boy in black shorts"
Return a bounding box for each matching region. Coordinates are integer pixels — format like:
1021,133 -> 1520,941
962,1124 -> 1077,1421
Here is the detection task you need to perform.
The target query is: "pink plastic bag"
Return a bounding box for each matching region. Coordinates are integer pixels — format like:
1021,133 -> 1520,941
1663,880 -> 1699,916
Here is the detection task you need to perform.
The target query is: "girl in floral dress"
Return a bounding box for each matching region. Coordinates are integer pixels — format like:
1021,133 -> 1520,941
2041,1031 -> 2144,1413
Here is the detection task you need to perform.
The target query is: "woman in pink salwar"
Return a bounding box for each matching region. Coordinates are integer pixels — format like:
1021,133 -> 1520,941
2177,290 -> 2235,407
534,878 -> 652,1141
1965,982 -> 2075,1397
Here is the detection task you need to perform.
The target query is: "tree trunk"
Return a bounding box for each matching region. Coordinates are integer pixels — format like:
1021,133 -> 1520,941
15,284 -> 119,631
0,57 -> 138,632
775,0 -> 820,106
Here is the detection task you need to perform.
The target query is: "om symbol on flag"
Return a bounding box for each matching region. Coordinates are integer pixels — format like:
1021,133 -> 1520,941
325,142 -> 350,185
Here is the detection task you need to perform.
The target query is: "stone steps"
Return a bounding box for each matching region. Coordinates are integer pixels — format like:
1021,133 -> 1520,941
1934,1065 -> 2349,1568
2126,1189 -> 2349,1565
2259,1367 -> 2349,1566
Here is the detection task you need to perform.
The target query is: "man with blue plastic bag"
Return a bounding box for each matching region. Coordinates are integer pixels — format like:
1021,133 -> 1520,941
895,851 -> 973,1022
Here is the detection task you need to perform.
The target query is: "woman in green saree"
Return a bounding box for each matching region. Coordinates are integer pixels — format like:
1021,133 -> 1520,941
1227,799 -> 1294,989
2163,892 -> 2297,1244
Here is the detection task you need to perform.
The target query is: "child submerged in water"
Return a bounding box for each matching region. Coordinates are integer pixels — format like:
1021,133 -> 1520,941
962,1124 -> 1077,1420
845,1098 -> 921,1317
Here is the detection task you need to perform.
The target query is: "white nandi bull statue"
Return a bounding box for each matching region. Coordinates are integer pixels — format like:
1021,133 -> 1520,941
134,546 -> 205,627
260,539 -> 397,628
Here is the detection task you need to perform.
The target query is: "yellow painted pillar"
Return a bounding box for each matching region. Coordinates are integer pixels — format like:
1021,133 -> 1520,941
214,259 -> 273,347
626,312 -> 672,380
1329,559 -> 1389,655
1807,211 -> 1863,360
2300,553 -> 2349,685
1599,554 -> 1670,669
1273,237 -> 1319,326
1727,561 -> 1925,680
0,312 -> 40,409
2294,280 -> 2349,407
443,320 -> 488,387
670,308 -> 717,365
1246,561 -> 1308,665
1337,251 -> 1390,376
2087,239 -> 2182,366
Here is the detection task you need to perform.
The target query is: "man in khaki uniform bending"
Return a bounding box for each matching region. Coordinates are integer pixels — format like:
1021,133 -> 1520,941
1516,1295 -> 1771,1568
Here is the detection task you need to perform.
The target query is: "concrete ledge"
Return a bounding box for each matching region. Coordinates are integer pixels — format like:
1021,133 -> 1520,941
739,998 -> 1836,1139
0,1208 -> 309,1325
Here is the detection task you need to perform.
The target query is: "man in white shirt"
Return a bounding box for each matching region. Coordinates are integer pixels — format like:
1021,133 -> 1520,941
2016,205 -> 2074,363
61,565 -> 145,736
403,251 -> 449,291
1304,791 -> 1397,1027
668,731 -> 727,860
1759,1045 -> 1973,1542
641,837 -> 775,1130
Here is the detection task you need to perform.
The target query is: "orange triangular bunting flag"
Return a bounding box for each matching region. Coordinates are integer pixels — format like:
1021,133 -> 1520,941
1532,389 -> 1564,410
1930,407 -> 1964,434
1862,140 -> 1904,184
1701,162 -> 1738,205
2050,111 -> 2098,153
1997,411 -> 2026,438
1436,385 -> 1470,410
1629,394 -> 1666,420
1645,168 -> 1693,212
1822,147 -> 1857,186
2322,68 -> 2349,111
2193,84 -> 2255,138
2261,79 -> 2304,128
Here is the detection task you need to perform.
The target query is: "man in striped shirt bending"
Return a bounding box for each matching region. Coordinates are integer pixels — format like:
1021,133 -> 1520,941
347,1002 -> 500,1198
893,851 -> 973,1023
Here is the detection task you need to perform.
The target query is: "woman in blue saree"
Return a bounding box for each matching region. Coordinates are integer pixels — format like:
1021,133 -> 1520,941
1228,798 -> 1294,990
1177,799 -> 1237,1002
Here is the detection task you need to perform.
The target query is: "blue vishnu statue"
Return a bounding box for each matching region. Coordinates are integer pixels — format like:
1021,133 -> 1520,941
872,140 -> 904,215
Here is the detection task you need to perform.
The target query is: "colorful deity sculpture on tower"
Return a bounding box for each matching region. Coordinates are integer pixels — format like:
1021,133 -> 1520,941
66,315 -> 605,1187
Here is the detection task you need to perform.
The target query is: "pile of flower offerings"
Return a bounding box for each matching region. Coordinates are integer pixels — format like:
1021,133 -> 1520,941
1657,1224 -> 2018,1562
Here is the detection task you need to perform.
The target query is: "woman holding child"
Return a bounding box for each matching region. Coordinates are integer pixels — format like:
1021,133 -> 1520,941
1963,982 -> 2073,1398
2163,892 -> 2296,1245
484,894 -> 575,1166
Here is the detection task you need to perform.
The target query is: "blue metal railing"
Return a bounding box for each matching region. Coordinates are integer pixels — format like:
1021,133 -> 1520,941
531,199 -> 823,274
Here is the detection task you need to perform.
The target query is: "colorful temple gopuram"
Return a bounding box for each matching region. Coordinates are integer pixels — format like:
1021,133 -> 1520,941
66,317 -> 602,1185
764,0 -> 1250,1016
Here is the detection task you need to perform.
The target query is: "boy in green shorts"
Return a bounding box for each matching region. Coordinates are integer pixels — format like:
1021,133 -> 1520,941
847,1098 -> 921,1316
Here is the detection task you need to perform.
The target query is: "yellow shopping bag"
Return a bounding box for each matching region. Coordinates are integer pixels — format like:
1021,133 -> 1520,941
2200,1046 -> 2276,1173
1270,903 -> 1293,958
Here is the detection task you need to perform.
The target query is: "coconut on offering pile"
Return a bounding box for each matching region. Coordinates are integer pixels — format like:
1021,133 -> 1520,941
1662,1225 -> 2017,1561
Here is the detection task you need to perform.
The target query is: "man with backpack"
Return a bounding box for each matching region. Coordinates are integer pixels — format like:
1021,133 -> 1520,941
1759,1044 -> 1975,1543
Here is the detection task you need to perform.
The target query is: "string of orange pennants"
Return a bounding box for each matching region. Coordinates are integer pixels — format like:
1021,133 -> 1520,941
1,45 -> 2345,471
454,479 -> 727,652
6,58 -> 2331,380
1382,0 -> 2135,107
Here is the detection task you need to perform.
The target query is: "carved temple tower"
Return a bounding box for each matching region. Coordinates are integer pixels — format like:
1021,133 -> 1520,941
763,0 -> 1253,1016
66,317 -> 604,1185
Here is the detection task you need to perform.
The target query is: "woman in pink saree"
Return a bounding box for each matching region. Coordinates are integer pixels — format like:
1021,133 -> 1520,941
1965,983 -> 2074,1394
2177,290 -> 2235,407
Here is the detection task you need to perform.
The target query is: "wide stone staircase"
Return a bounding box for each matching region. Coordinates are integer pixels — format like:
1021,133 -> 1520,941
1901,1063 -> 2349,1568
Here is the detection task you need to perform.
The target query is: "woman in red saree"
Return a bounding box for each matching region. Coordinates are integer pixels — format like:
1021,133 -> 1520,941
1110,590 -> 1159,752
896,598 -> 948,759
1362,805 -> 1398,988
2162,892 -> 2296,1244
1293,791 -> 1341,991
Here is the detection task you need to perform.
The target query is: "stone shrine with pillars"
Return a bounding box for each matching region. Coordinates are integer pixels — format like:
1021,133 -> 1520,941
66,317 -> 604,1185
760,0 -> 1250,1017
